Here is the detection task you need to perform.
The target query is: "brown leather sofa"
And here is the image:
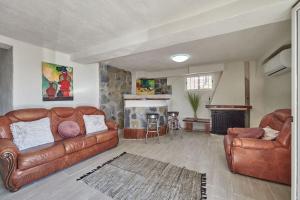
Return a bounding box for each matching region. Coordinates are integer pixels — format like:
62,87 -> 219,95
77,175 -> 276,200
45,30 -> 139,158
224,109 -> 291,185
0,106 -> 119,191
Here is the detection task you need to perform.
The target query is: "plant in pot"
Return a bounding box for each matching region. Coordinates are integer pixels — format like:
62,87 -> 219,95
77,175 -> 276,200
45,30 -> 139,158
187,92 -> 201,119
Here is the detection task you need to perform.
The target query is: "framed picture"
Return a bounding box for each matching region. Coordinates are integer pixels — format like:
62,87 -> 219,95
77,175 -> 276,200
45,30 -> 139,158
154,78 -> 168,94
42,62 -> 73,101
136,79 -> 155,95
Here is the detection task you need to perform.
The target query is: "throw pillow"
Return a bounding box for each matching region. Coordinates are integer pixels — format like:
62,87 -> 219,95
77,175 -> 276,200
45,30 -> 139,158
10,117 -> 54,151
58,121 -> 80,138
262,126 -> 280,140
83,115 -> 108,134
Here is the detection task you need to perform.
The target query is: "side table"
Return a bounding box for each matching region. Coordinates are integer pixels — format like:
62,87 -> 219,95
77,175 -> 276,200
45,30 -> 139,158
182,118 -> 211,133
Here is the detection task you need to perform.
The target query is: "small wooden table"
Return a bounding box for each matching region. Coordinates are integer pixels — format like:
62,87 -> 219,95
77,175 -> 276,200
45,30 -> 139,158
182,118 -> 211,133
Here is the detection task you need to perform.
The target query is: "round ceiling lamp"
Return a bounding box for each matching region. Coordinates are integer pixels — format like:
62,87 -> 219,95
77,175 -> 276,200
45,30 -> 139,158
170,54 -> 190,63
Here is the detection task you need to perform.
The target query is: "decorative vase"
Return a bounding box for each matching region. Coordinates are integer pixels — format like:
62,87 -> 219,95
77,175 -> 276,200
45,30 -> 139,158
46,82 -> 56,99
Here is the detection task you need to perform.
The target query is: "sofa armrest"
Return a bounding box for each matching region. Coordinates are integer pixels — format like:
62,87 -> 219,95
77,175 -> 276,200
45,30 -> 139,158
0,139 -> 19,191
228,128 -> 264,139
106,120 -> 118,130
232,138 -> 277,150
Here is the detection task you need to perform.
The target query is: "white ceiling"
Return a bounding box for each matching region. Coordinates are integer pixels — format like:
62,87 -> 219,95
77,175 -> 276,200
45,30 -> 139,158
106,20 -> 291,71
0,0 -> 296,66
0,0 -> 238,52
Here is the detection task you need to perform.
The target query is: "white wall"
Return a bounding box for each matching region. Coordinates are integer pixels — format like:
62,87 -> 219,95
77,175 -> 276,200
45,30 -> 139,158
210,61 -> 266,127
258,27 -> 291,116
249,61 -> 265,127
132,64 -> 223,126
0,35 -> 99,110
264,72 -> 291,113
211,61 -> 245,105
132,55 -> 291,128
130,27 -> 291,128
131,63 -> 224,94
133,61 -> 264,127
0,48 -> 13,114
167,73 -> 221,126
210,60 -> 266,127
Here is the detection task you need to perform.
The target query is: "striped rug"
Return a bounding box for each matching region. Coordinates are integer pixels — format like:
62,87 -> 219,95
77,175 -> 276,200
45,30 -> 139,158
77,152 -> 207,200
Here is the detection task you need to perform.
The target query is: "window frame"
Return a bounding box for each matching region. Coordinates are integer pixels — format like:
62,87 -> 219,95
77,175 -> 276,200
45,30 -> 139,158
186,74 -> 213,91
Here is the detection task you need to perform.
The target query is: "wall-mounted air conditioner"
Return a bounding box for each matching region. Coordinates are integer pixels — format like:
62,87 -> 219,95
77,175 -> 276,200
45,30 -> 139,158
263,48 -> 291,77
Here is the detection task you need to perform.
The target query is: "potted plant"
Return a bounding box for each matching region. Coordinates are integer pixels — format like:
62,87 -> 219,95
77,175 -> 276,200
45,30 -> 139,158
187,92 -> 201,119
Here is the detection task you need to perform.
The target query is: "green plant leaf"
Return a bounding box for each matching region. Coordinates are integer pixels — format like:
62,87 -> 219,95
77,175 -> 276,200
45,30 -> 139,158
187,92 -> 201,117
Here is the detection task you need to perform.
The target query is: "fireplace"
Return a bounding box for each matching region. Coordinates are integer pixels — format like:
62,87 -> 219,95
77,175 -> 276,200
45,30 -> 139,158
206,105 -> 252,135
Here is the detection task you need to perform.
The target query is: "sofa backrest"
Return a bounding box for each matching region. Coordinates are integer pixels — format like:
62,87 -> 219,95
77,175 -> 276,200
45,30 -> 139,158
259,109 -> 292,147
6,108 -> 50,123
276,117 -> 292,147
0,106 -> 106,141
50,107 -> 84,141
259,109 -> 291,131
2,108 -> 50,140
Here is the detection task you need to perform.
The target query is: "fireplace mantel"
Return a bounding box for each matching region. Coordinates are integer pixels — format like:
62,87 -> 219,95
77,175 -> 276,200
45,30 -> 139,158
205,105 -> 252,111
123,94 -> 171,100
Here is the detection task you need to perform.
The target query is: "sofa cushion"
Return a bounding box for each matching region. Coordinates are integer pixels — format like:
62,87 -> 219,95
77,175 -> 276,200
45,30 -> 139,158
63,135 -> 97,154
58,121 -> 80,138
262,126 -> 279,140
18,142 -> 65,170
92,130 -> 117,144
10,117 -> 55,151
83,115 -> 108,134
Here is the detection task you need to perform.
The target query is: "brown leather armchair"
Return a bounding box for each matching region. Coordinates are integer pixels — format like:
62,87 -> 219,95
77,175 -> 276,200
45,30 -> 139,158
224,109 -> 291,185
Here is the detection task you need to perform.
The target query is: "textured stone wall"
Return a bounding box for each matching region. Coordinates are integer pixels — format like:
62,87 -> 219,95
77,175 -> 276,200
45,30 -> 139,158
124,106 -> 168,129
99,63 -> 132,128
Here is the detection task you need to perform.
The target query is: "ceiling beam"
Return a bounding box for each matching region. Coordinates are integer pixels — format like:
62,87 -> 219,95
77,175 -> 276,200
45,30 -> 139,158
71,0 -> 293,64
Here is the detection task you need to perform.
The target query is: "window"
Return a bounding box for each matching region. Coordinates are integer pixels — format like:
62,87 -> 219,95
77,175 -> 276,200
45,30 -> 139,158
186,75 -> 213,90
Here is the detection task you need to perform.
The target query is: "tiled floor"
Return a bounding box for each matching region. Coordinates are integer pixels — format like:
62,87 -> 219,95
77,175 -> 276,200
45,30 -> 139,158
0,132 -> 291,200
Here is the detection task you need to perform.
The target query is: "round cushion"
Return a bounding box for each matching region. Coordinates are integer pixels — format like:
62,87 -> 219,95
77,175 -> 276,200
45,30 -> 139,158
58,121 -> 80,138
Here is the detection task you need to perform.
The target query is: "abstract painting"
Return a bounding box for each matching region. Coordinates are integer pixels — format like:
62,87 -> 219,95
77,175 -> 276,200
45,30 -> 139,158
42,62 -> 73,101
136,79 -> 155,95
154,78 -> 168,94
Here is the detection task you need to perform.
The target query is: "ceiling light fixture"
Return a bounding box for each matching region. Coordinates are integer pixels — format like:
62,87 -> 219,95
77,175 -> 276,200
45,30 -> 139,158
171,54 -> 190,63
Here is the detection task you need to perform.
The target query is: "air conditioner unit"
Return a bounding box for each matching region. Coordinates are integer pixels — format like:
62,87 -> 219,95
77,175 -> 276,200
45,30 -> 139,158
263,48 -> 291,77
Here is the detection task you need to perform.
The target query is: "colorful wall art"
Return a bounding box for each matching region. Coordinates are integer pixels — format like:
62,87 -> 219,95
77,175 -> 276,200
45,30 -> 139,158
42,62 -> 73,101
154,78 -> 168,94
136,79 -> 155,95
136,78 -> 170,95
